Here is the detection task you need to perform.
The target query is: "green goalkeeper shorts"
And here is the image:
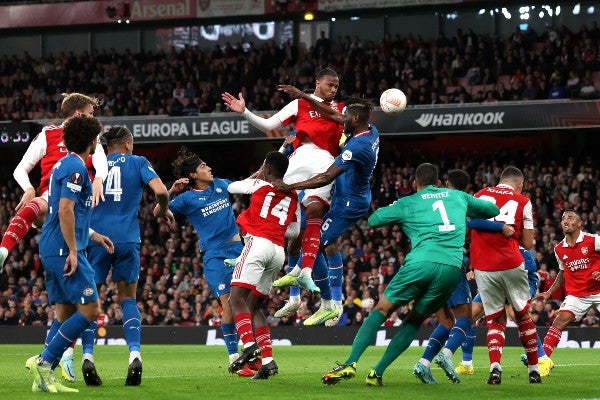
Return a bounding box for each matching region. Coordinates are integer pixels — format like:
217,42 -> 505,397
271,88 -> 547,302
383,261 -> 461,317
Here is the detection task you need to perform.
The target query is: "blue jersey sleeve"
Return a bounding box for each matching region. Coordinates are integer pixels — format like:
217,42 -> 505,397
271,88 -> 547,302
520,248 -> 539,297
334,137 -> 366,172
59,162 -> 88,203
136,156 -> 159,185
467,219 -> 504,232
169,194 -> 186,217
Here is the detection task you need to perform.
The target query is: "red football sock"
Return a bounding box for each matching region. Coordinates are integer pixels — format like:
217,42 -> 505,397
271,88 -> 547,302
233,312 -> 254,345
1,202 -> 41,252
543,325 -> 562,357
254,326 -> 272,359
300,217 -> 322,269
486,320 -> 506,365
517,317 -> 539,365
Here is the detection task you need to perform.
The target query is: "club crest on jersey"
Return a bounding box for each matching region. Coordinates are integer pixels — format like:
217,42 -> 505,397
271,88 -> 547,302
341,150 -> 353,161
218,283 -> 226,291
581,247 -> 589,255
66,173 -> 83,192
216,188 -> 222,193
83,286 -> 94,297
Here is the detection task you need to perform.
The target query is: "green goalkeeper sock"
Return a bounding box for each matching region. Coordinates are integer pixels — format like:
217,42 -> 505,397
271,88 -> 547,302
345,309 -> 386,364
373,321 -> 420,376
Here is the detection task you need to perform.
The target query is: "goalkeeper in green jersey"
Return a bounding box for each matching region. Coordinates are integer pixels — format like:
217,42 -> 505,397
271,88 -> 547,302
322,162 -> 499,387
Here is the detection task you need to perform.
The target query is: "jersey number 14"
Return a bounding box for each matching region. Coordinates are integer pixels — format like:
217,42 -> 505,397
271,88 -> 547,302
260,192 -> 292,225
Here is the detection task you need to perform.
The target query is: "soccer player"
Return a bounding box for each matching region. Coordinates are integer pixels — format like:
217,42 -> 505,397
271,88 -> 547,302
470,166 -> 542,384
160,147 -> 250,376
0,92 -> 107,269
455,246 -> 555,377
227,151 -> 300,379
0,92 -> 107,382
413,169 -> 478,384
25,116 -> 111,393
222,68 -> 344,293
273,95 -> 379,326
536,210 -> 600,359
80,126 -> 172,386
321,163 -> 499,386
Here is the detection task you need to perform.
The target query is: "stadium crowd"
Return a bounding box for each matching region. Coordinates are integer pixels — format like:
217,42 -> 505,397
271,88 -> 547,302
2,145 -> 600,329
1,22 -> 600,121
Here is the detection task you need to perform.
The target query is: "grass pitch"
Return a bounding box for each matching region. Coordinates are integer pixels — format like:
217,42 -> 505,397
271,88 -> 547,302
0,344 -> 597,400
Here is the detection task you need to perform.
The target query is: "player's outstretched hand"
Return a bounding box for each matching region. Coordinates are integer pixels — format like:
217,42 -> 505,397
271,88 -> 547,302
63,253 -> 78,277
273,179 -> 292,193
91,177 -> 105,207
278,84 -> 304,99
221,92 -> 246,113
15,188 -> 36,212
90,232 -> 114,254
592,271 -> 600,281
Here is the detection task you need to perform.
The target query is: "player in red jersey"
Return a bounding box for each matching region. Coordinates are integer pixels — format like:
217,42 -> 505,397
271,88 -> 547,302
470,166 -> 542,384
536,209 -> 600,358
0,93 -> 107,383
227,151 -> 300,379
0,93 -> 107,272
222,68 -> 343,293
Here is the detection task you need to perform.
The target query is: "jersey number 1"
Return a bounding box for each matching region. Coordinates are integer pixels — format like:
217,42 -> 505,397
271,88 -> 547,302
432,200 -> 456,232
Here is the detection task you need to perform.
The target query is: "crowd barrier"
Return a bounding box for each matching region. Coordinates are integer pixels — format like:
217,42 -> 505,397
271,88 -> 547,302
1,326 -> 598,349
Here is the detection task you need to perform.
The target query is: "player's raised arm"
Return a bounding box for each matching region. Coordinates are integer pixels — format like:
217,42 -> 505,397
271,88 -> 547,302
278,84 -> 343,124
221,91 -> 285,133
13,131 -> 47,211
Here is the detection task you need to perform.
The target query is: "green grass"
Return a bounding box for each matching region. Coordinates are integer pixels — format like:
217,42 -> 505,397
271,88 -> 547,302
1,345 -> 598,400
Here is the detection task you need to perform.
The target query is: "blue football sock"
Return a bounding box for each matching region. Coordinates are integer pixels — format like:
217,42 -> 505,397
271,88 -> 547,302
288,255 -> 300,298
446,317 -> 472,353
461,326 -> 477,362
537,335 -> 546,358
327,252 -> 343,302
42,311 -> 91,366
422,324 -> 450,362
81,321 -> 97,355
313,253 -> 331,300
45,319 -> 61,348
221,322 -> 239,356
121,298 -> 141,352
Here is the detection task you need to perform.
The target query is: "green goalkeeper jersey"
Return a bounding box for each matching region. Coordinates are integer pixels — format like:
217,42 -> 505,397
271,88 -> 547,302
368,185 -> 499,267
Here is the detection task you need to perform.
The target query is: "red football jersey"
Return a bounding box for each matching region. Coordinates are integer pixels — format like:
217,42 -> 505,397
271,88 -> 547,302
277,96 -> 344,157
471,184 -> 534,271
37,125 -> 68,194
554,232 -> 600,297
236,181 -> 298,247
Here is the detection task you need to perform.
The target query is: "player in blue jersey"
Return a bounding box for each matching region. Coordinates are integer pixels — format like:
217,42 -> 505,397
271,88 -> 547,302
25,116 -> 113,393
455,246 -> 554,376
274,95 -> 379,326
158,147 -> 252,376
80,126 -> 171,386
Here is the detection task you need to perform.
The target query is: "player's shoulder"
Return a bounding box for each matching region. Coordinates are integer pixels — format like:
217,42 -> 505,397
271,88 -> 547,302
213,177 -> 231,187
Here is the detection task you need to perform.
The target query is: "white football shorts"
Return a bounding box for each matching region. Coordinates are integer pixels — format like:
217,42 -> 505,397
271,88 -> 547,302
284,142 -> 334,207
231,235 -> 285,297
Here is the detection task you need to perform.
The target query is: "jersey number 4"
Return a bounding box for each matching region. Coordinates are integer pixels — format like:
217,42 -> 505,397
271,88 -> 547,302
260,192 -> 292,225
105,166 -> 122,201
479,195 -> 518,224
